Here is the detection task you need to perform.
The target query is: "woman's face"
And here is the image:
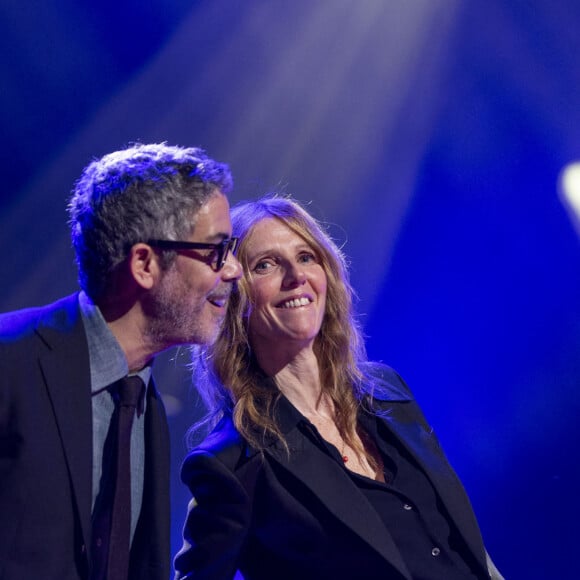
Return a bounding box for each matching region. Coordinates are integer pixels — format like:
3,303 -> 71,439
243,217 -> 327,353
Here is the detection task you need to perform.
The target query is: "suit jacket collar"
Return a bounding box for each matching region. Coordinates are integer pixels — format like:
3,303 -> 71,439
34,294 -> 170,577
373,404 -> 488,573
255,391 -> 411,578
130,376 -> 171,577
255,379 -> 487,577
35,293 -> 94,555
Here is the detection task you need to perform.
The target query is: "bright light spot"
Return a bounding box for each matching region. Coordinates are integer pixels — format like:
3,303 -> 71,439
559,162 -> 580,235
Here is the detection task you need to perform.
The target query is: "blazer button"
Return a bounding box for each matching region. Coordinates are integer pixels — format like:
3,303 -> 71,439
81,544 -> 86,554
431,547 -> 441,557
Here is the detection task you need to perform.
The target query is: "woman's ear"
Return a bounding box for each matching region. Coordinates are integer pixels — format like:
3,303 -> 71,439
128,243 -> 161,290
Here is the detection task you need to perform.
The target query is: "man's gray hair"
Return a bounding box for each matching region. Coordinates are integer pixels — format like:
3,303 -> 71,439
68,142 -> 233,300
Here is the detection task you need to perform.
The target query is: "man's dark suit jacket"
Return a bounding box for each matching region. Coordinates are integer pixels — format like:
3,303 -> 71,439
0,294 -> 170,580
174,363 -> 496,580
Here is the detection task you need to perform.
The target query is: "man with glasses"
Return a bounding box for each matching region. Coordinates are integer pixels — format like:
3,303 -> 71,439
0,143 -> 242,580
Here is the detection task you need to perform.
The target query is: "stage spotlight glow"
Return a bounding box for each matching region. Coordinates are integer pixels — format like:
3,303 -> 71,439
559,162 -> 580,236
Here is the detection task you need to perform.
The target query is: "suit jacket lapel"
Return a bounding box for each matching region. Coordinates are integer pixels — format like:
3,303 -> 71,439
378,405 -> 487,571
130,377 -> 170,577
267,426 -> 411,579
36,295 -> 93,552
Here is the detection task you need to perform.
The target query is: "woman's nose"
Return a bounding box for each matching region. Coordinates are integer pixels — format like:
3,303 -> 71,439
283,264 -> 306,287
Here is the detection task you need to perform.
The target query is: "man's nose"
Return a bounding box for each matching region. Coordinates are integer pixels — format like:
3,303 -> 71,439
222,252 -> 243,280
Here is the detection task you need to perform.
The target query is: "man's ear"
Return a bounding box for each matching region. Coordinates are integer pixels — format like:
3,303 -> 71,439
128,243 -> 162,290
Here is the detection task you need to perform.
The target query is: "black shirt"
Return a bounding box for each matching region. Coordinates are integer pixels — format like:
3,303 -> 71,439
303,408 -> 485,579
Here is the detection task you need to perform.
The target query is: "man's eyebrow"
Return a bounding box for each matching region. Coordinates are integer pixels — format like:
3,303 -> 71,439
200,232 -> 232,242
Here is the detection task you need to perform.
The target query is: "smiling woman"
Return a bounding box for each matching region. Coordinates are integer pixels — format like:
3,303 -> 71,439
244,217 -> 328,359
174,194 -> 504,580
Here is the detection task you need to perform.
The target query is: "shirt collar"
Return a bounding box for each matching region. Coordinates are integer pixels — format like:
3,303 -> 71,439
264,375 -> 382,442
79,291 -> 152,392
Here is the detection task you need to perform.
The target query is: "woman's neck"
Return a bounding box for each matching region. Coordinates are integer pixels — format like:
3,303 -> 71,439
271,352 -> 333,419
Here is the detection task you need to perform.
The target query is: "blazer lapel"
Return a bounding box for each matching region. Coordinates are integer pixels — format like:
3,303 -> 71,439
378,406 -> 487,570
36,295 -> 93,553
130,377 -> 170,577
267,427 -> 412,579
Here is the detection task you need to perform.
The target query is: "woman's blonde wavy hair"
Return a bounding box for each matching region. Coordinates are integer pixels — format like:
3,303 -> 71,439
190,195 -> 369,453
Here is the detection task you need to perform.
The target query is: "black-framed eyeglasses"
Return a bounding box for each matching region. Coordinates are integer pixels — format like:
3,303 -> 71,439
147,237 -> 239,271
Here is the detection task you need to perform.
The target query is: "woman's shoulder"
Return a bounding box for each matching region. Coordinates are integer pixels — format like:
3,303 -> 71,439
358,361 -> 415,402
186,414 -> 248,470
181,414 -> 263,500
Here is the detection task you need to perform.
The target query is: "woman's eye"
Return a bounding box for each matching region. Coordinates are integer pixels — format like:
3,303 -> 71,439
253,260 -> 274,273
298,252 -> 316,264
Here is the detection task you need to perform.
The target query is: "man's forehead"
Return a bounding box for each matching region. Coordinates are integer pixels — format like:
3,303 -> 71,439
189,192 -> 232,240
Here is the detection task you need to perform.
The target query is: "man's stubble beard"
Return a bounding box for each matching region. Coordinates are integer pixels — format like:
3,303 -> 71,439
143,269 -> 207,350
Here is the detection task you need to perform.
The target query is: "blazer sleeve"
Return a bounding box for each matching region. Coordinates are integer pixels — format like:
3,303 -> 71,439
174,451 -> 252,580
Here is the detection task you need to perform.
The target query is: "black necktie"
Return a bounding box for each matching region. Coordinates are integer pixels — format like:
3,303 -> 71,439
91,375 -> 144,580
